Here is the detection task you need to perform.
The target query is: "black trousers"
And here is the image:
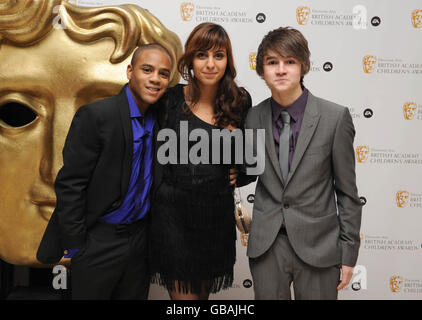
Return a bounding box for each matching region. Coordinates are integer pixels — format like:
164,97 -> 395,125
70,218 -> 149,300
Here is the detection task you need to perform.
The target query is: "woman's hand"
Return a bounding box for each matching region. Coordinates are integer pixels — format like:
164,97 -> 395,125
229,168 -> 238,186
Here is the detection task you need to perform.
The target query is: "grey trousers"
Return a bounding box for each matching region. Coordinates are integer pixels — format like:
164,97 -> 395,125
249,232 -> 341,300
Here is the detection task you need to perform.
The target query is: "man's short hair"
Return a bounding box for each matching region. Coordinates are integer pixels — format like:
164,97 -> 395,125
130,43 -> 173,68
256,27 -> 311,84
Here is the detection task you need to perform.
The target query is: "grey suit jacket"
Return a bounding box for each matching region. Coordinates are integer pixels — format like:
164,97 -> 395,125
245,92 -> 362,268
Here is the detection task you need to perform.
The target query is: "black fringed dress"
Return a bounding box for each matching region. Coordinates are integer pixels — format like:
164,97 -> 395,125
149,84 -> 251,294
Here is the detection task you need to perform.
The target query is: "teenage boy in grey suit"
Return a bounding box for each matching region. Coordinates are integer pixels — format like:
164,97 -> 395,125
246,27 -> 362,300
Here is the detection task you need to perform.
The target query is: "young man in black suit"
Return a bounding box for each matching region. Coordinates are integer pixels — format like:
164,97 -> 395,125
37,44 -> 172,299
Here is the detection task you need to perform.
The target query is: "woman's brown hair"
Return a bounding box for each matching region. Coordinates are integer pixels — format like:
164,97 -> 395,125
178,23 -> 249,128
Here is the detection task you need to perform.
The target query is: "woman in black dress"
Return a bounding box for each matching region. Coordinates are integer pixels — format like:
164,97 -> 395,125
150,23 -> 253,300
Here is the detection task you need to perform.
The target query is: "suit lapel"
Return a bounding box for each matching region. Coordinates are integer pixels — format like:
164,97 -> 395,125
285,92 -> 320,186
261,99 -> 283,184
117,86 -> 133,197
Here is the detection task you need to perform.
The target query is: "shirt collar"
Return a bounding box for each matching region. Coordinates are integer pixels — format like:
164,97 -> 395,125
125,85 -> 143,119
125,85 -> 156,135
272,87 -> 309,123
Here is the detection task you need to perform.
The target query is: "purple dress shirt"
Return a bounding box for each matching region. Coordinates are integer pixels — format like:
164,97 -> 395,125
64,85 -> 155,258
99,85 -> 155,224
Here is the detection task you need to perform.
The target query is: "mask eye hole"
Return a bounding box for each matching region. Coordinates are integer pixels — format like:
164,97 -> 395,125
0,102 -> 38,127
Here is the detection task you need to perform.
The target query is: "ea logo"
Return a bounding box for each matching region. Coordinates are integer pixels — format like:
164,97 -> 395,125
363,108 -> 373,118
243,279 -> 253,288
247,194 -> 255,203
256,13 -> 266,23
323,62 -> 333,72
371,16 -> 381,26
351,282 -> 361,291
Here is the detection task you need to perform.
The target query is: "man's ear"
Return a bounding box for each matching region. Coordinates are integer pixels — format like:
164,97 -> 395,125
300,63 -> 306,77
126,64 -> 133,81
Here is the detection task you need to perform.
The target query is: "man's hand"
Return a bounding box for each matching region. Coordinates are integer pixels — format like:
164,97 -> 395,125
229,168 -> 238,186
337,265 -> 354,290
64,248 -> 80,259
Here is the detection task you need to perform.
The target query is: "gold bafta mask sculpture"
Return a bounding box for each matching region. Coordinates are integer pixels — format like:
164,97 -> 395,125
0,0 -> 182,266
296,6 -> 310,25
390,276 -> 403,293
180,2 -> 194,22
355,146 -> 370,163
411,9 -> 422,28
362,55 -> 377,74
403,102 -> 417,120
249,52 -> 257,70
396,191 -> 410,208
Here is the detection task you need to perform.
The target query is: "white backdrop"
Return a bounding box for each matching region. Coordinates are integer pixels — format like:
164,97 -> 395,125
72,0 -> 422,300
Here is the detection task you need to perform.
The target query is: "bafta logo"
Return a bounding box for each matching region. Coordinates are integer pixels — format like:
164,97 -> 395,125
396,191 -> 410,208
411,9 -> 422,28
355,146 -> 370,163
296,6 -> 310,25
241,234 -> 249,247
180,2 -> 194,22
363,55 -> 377,74
390,276 -> 404,293
403,102 -> 417,120
249,52 -> 257,70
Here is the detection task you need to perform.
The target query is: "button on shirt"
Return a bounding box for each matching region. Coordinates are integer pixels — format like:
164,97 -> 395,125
99,85 -> 156,224
272,88 -> 308,167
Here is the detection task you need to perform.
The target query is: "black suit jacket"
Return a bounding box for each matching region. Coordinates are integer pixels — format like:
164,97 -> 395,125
37,85 -> 165,264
